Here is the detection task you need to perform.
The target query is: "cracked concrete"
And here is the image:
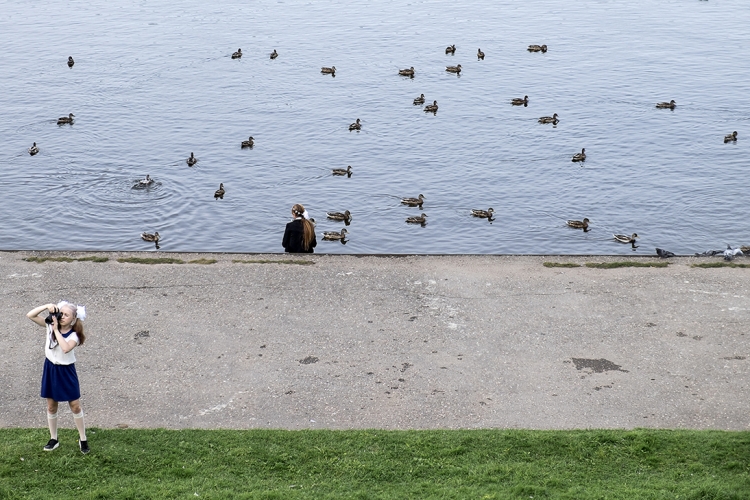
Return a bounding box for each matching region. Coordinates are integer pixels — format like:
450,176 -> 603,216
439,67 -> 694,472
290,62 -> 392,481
2,251 -> 749,430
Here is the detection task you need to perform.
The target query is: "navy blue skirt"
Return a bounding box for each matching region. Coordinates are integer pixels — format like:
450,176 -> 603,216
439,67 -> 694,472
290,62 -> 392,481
41,358 -> 81,402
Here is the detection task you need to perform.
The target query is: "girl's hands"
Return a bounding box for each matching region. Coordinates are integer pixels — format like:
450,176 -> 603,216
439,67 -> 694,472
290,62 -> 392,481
47,303 -> 58,313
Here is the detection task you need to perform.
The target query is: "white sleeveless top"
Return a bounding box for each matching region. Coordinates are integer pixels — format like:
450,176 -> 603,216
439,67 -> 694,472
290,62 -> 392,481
44,326 -> 78,365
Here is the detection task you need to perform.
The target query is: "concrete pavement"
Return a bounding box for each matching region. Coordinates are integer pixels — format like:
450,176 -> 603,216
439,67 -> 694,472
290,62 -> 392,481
2,251 -> 748,430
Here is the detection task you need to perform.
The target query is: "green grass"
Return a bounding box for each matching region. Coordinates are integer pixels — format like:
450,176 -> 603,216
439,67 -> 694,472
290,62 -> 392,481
188,258 -> 218,265
692,262 -> 750,269
232,259 -> 315,265
585,261 -> 670,269
23,256 -> 76,263
116,257 -> 185,264
23,256 -> 108,263
1,429 -> 748,499
543,262 -> 581,268
75,256 -> 109,263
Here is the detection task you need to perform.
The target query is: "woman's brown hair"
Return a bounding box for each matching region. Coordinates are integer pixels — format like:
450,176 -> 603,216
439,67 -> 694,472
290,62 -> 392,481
292,204 -> 316,251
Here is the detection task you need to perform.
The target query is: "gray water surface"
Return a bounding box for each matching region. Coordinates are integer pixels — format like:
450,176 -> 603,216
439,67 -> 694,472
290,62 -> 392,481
1,0 -> 747,254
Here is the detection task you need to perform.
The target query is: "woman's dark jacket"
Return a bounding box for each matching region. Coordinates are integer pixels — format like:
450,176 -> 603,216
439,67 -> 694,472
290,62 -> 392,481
282,219 -> 316,253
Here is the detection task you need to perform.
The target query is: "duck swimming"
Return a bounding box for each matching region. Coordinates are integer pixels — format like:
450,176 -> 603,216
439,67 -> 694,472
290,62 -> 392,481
321,66 -> 336,75
67,56 -> 74,68
724,131 -> 738,143
424,100 -> 438,113
57,113 -> 74,125
28,142 -> 39,156
137,175 -> 154,186
327,210 -> 352,222
214,183 -> 225,200
471,208 -> 494,219
567,218 -> 590,232
511,95 -> 528,106
538,113 -> 559,124
141,231 -> 160,242
187,152 -> 197,166
614,233 -> 638,248
445,64 -> 462,74
332,165 -> 353,177
656,100 -> 676,109
406,213 -> 428,224
241,136 -> 254,148
571,148 -> 586,162
349,118 -> 361,131
270,49 -> 278,59
445,44 -> 456,54
231,48 -> 242,59
413,94 -> 425,105
477,48 -> 485,60
399,67 -> 415,77
527,44 -> 547,53
401,194 -> 425,207
323,228 -> 348,241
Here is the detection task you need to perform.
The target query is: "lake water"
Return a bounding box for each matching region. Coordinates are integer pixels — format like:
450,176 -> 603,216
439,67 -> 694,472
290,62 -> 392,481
1,0 -> 747,255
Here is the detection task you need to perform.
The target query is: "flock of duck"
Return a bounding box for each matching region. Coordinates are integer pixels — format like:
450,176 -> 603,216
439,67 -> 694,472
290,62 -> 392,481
28,44 -> 742,254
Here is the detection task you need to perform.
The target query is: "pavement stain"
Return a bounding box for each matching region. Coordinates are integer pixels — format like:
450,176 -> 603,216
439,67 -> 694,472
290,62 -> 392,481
571,358 -> 629,373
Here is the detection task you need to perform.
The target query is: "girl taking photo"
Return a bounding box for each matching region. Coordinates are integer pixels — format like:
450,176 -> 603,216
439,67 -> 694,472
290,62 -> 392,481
27,301 -> 90,454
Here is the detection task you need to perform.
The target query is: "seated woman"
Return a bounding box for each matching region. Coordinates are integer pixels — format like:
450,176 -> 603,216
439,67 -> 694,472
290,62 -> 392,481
282,204 -> 317,253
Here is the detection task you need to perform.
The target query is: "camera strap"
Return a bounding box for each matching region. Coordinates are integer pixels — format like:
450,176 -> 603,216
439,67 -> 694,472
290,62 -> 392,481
47,325 -> 58,350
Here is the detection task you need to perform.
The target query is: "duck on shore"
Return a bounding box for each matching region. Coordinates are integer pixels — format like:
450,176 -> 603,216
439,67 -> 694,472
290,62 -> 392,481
567,218 -> 590,232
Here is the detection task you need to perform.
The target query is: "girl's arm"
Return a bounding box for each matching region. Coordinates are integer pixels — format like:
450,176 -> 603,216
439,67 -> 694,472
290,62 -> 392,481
50,316 -> 78,353
26,303 -> 57,327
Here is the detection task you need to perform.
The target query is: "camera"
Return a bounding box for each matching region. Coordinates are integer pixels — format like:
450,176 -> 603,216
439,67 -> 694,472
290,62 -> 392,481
45,311 -> 63,325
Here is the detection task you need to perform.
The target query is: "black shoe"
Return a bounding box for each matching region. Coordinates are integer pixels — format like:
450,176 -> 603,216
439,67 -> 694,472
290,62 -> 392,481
43,439 -> 59,451
79,439 -> 90,455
